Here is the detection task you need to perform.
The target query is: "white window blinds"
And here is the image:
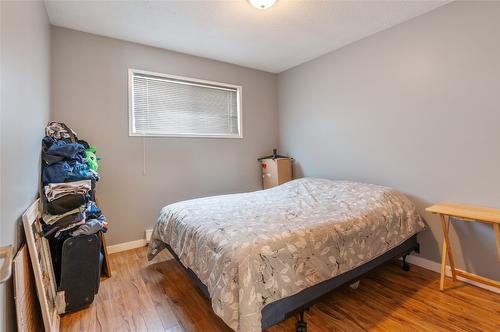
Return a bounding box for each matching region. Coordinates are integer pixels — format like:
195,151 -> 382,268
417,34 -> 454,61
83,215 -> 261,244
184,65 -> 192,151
129,69 -> 242,137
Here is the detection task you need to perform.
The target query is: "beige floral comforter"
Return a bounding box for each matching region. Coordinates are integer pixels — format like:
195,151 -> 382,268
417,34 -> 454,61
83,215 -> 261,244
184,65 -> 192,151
148,178 -> 425,331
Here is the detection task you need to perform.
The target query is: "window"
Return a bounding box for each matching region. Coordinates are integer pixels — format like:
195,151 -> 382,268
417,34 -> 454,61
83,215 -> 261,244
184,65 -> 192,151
129,69 -> 242,138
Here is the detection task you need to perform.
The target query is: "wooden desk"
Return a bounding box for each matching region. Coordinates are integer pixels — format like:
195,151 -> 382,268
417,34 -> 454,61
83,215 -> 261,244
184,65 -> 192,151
426,202 -> 500,291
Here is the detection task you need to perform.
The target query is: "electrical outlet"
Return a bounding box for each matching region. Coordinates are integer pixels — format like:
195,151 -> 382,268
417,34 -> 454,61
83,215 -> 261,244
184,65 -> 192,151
145,229 -> 153,243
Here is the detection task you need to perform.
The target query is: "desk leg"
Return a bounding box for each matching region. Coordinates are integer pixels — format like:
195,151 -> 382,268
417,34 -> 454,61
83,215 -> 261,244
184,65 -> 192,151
439,214 -> 457,291
494,223 -> 500,267
440,236 -> 447,291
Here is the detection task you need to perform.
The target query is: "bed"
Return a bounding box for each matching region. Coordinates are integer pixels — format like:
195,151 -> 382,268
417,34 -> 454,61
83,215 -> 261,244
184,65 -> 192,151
148,178 -> 425,332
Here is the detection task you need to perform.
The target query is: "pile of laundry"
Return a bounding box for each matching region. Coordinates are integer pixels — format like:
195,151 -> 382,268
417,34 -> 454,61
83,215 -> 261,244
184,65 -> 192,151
40,122 -> 107,240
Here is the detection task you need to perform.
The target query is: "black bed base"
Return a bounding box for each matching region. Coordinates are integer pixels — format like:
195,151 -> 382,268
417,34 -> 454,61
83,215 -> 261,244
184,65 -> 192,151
164,235 -> 419,331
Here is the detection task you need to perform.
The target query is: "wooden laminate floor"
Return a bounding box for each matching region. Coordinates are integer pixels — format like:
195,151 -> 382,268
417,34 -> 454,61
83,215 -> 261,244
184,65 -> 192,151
61,247 -> 500,332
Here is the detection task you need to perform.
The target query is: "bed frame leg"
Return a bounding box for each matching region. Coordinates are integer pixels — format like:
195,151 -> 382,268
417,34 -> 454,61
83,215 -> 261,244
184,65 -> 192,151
349,280 -> 360,289
415,242 -> 420,254
296,310 -> 307,332
402,254 -> 410,272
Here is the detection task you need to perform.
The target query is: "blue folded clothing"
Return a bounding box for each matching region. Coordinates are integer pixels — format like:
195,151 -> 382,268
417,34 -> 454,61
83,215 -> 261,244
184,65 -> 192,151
42,136 -> 85,164
42,161 -> 72,184
42,160 -> 98,185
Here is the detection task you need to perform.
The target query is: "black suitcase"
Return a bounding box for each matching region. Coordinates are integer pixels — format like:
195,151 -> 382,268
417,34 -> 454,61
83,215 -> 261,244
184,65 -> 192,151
58,234 -> 102,312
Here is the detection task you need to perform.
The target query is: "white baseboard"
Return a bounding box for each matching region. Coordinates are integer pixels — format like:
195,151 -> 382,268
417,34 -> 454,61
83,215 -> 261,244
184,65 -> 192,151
405,254 -> 500,294
107,239 -> 147,254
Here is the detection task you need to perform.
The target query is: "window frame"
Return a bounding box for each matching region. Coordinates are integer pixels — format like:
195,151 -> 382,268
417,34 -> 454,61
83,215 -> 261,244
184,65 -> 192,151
128,68 -> 243,138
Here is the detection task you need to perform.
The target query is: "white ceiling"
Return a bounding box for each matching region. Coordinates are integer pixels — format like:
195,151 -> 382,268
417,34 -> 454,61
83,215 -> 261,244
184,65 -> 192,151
45,0 -> 451,73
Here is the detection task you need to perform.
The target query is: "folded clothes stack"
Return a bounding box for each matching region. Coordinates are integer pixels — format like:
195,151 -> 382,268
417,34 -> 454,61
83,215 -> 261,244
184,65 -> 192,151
42,201 -> 108,239
45,179 -> 92,201
40,122 -> 107,240
42,136 -> 98,185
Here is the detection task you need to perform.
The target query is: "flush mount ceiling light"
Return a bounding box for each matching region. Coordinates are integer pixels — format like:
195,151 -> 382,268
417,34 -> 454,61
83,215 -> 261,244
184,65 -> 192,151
249,0 -> 277,10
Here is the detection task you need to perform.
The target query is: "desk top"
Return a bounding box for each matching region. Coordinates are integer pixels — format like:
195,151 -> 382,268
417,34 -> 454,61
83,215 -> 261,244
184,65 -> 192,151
426,202 -> 500,224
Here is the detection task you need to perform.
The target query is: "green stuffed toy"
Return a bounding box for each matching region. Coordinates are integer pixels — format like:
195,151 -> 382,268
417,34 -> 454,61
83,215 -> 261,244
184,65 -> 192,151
85,146 -> 100,171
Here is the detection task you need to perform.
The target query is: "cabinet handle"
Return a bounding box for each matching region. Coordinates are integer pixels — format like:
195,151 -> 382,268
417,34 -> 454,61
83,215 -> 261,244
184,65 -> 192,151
0,245 -> 13,283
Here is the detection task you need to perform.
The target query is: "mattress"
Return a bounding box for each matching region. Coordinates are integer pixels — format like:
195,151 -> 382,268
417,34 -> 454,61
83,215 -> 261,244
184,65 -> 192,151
148,178 -> 425,332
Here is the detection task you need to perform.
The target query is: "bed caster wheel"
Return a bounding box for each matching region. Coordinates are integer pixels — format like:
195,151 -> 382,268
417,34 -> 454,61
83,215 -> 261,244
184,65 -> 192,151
349,280 -> 360,289
402,255 -> 410,272
296,311 -> 307,332
296,320 -> 307,332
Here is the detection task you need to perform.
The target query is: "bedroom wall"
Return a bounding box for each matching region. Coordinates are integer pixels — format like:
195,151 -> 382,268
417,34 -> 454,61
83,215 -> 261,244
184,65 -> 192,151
50,27 -> 278,245
0,1 -> 51,330
278,1 -> 500,280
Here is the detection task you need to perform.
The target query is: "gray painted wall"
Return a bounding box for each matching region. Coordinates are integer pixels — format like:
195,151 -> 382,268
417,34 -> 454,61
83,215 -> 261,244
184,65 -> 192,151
278,1 -> 500,280
0,1 -> 51,330
50,27 -> 279,245
1,3 -> 498,330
